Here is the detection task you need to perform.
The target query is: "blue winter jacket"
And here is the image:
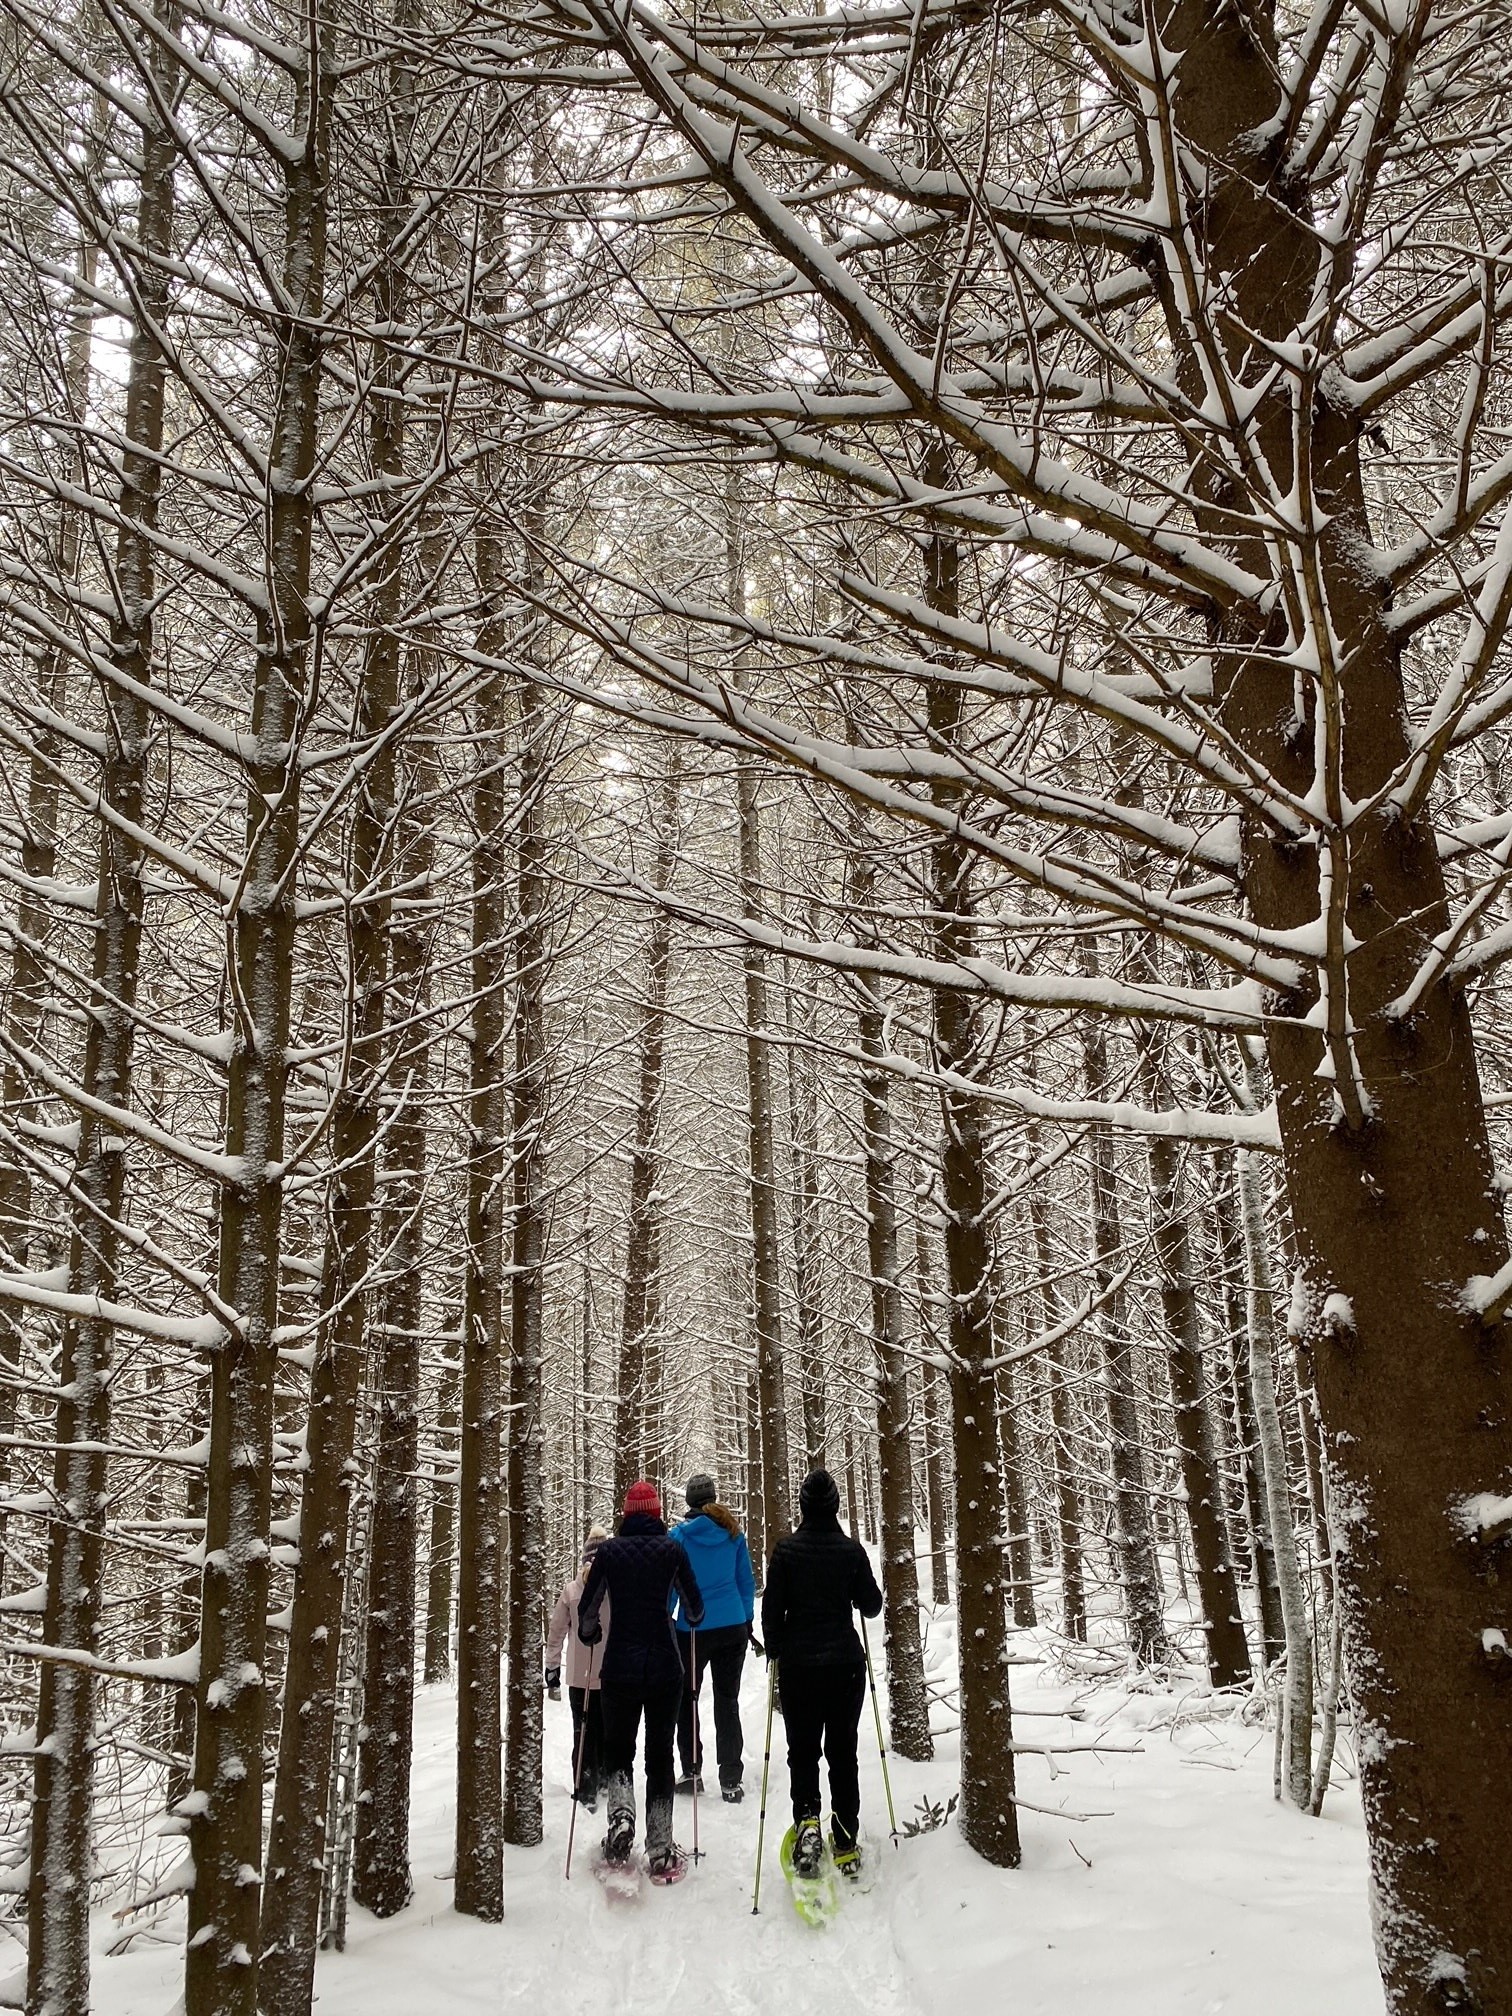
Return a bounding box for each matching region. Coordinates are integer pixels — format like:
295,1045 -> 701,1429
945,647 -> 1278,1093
671,1507 -> 755,1635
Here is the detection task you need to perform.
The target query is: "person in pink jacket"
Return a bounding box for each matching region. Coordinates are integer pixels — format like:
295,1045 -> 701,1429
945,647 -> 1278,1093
546,1526 -> 610,1808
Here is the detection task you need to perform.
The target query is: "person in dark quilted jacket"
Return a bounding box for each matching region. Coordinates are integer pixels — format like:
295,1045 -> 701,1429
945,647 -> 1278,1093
578,1480 -> 704,1877
761,1467 -> 882,1883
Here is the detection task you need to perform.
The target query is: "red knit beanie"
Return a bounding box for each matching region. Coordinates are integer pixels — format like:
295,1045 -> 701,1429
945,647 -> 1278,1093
623,1479 -> 662,1520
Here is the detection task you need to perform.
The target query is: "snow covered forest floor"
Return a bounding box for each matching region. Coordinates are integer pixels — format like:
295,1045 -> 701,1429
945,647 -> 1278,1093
87,1612 -> 1379,2016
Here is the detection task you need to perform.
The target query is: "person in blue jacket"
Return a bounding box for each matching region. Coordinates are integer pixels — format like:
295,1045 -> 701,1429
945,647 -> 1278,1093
671,1472 -> 756,1801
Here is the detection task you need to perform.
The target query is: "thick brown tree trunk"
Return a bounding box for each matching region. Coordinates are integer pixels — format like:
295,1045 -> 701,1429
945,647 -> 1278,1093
924,517 -> 1019,1866
1163,6 -> 1512,1995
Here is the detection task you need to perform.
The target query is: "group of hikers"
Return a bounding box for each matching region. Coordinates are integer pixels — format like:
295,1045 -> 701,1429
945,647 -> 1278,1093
545,1466 -> 884,1886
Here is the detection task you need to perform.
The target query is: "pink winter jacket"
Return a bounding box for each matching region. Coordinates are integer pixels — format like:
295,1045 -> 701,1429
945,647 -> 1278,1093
546,1573 -> 608,1691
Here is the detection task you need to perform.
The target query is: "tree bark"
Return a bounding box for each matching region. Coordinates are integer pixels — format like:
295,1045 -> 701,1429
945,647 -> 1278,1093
1077,996 -> 1171,1670
503,666 -> 550,1849
1236,1083 -> 1314,1810
852,933 -> 932,1759
261,93 -> 412,2006
453,588 -> 510,1923
915,1218 -> 952,1610
1151,8 -> 1512,1991
923,510 -> 1019,1866
351,453 -> 445,1919
1213,1176 -> 1286,1662
993,1352 -> 1038,1631
185,29 -> 329,2009
1024,1143 -> 1085,1643
1131,1011 -> 1250,1688
423,1342 -> 460,1684
26,94 -> 166,2016
613,766 -> 678,1507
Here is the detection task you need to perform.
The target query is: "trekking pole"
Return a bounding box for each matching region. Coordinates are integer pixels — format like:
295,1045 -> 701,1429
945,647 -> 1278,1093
690,1627 -> 701,1864
564,1638 -> 599,1880
861,1615 -> 899,1843
751,1658 -> 777,1914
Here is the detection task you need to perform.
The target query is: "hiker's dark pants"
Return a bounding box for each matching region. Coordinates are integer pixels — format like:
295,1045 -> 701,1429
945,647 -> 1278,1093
568,1685 -> 604,1805
778,1661 -> 866,1850
677,1623 -> 748,1787
601,1675 -> 682,1851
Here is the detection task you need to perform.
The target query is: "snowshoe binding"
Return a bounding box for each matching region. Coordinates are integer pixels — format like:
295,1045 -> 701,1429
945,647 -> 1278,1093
779,1822 -> 841,1928
603,1811 -> 635,1865
647,1844 -> 688,1886
721,1782 -> 744,1805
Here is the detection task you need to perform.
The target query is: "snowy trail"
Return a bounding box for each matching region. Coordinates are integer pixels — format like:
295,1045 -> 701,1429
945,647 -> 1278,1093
91,1625 -> 1382,2016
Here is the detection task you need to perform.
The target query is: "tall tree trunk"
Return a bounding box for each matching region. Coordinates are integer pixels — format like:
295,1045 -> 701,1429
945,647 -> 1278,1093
1077,991 -> 1171,1670
0,218 -> 95,1599
613,766 -> 678,1507
727,484 -> 791,1542
915,1218 -> 952,1609
423,1341 -> 460,1683
744,1363 -> 765,1570
1163,10 -> 1512,1996
1131,1009 -> 1250,1688
25,99 -> 166,2016
1024,1144 -> 1085,1642
351,446 -> 445,1917
923,497 -> 1019,1867
503,666 -> 549,1848
994,1352 -> 1038,1631
786,945 -> 827,1475
1236,1068 -> 1314,1809
1214,1176 -> 1286,1661
186,28 -> 330,2010
453,574 -> 510,1924
851,914 -> 931,1759
261,101 -> 412,2010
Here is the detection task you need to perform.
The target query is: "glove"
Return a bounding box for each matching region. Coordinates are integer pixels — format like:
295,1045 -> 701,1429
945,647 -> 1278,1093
749,1628 -> 766,1659
545,1666 -> 561,1699
578,1619 -> 602,1647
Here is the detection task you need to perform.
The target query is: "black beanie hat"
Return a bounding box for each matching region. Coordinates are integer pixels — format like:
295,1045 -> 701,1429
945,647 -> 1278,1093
800,1468 -> 841,1519
685,1472 -> 717,1510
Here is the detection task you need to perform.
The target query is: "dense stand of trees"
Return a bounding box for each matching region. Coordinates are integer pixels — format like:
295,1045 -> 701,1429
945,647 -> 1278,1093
1,0 -> 1510,2014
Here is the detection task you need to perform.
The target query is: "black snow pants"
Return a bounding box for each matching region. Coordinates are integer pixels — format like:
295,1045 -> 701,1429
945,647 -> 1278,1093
600,1675 -> 682,1852
777,1660 -> 866,1851
676,1623 -> 748,1788
568,1685 -> 604,1806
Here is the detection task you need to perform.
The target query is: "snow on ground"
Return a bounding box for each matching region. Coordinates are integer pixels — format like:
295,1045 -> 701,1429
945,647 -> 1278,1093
90,1613 -> 1382,2016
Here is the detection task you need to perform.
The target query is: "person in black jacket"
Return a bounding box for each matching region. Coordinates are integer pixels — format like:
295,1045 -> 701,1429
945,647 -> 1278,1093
578,1479 -> 704,1876
761,1467 -> 883,1881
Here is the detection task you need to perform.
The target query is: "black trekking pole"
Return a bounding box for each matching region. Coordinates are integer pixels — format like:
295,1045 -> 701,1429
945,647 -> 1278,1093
690,1626 -> 702,1864
861,1616 -> 899,1844
564,1638 -> 600,1880
751,1658 -> 777,1914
